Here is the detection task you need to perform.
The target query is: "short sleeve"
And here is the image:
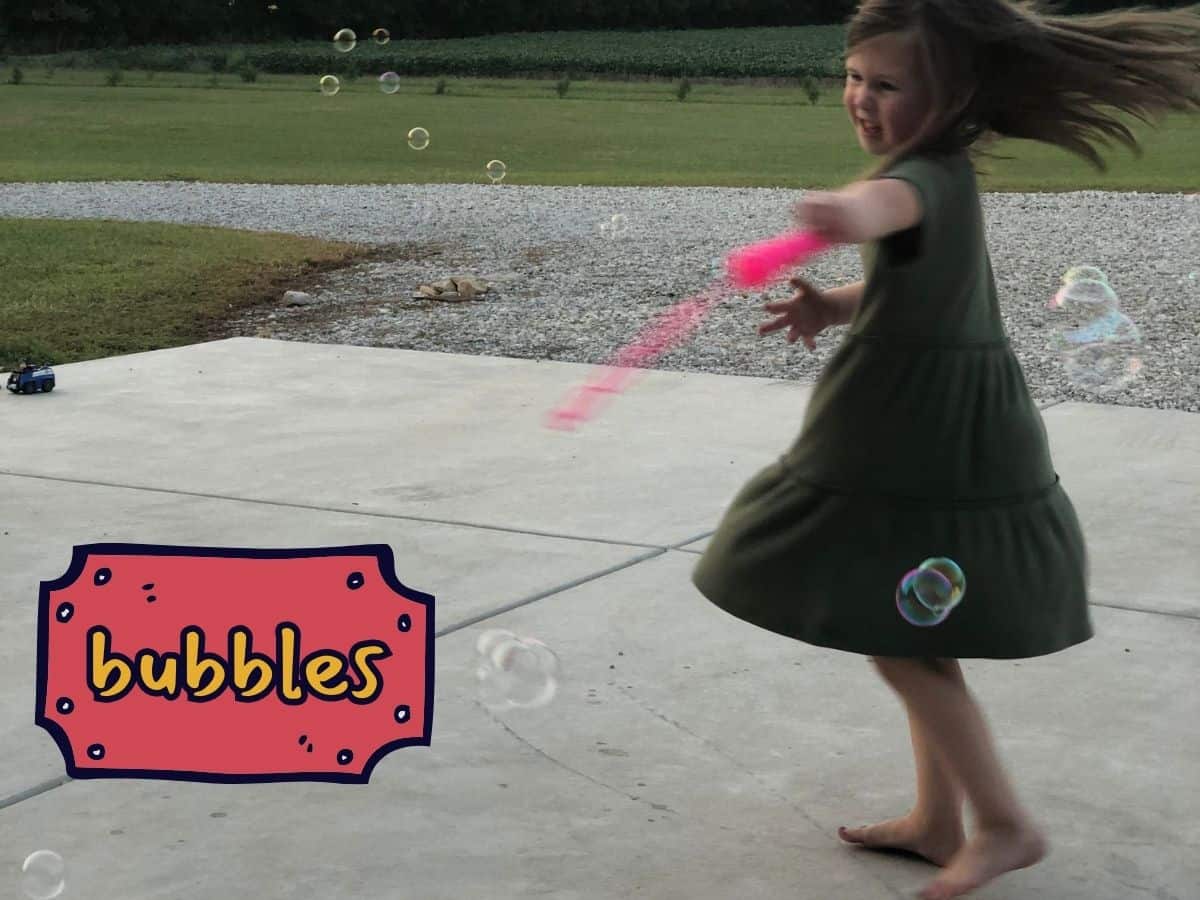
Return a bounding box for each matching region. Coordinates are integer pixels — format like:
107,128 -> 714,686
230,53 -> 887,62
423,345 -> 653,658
876,154 -> 955,264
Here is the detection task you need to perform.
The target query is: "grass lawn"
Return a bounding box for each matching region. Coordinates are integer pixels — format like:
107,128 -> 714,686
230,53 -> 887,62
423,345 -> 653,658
0,218 -> 377,369
0,68 -> 1197,190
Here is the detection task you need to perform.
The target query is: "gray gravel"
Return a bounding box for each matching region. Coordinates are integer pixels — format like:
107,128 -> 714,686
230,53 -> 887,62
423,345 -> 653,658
1,181 -> 1197,411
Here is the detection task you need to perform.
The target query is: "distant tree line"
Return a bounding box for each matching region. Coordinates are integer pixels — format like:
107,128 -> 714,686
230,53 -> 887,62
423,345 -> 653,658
2,0 -> 1194,53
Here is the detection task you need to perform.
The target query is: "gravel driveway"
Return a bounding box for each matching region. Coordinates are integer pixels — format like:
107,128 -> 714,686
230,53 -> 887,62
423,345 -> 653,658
1,181 -> 1197,411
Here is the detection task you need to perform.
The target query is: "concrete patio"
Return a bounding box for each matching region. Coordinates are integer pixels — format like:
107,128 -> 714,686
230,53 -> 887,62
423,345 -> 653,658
1,337 -> 1196,900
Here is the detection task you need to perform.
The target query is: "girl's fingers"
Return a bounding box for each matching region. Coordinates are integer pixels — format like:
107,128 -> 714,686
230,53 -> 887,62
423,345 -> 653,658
765,294 -> 804,311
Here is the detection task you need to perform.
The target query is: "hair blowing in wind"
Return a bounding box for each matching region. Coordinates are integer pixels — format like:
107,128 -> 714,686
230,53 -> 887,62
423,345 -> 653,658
846,0 -> 1200,179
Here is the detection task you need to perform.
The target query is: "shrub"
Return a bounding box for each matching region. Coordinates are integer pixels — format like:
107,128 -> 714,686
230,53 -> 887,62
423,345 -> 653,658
434,77 -> 446,94
556,76 -> 570,98
238,64 -> 259,83
207,73 -> 219,88
105,67 -> 122,87
676,77 -> 691,101
800,75 -> 821,105
8,66 -> 22,85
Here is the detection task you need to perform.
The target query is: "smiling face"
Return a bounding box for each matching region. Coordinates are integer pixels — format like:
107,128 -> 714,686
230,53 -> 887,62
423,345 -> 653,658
843,31 -> 932,156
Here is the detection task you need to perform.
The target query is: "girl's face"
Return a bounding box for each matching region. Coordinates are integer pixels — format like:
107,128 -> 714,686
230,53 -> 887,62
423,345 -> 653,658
843,32 -> 932,155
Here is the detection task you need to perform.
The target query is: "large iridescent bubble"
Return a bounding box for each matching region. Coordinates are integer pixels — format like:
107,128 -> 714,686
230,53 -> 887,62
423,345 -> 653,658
474,629 -> 560,710
1047,265 -> 1143,396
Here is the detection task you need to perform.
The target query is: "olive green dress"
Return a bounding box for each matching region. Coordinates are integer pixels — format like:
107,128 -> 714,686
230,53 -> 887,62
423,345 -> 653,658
692,150 -> 1093,659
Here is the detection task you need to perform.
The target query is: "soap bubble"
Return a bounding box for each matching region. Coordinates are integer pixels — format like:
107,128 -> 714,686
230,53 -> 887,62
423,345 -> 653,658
407,127 -> 430,150
896,557 -> 965,627
475,629 -> 560,710
333,28 -> 357,53
486,159 -> 507,184
1060,264 -> 1108,287
1047,266 -> 1143,396
600,213 -> 629,239
318,74 -> 340,96
379,71 -> 401,95
22,850 -> 65,900
373,27 -> 391,45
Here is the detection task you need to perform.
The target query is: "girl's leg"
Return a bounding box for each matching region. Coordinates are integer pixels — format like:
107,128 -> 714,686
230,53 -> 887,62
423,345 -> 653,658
869,656 -> 1048,900
839,658 -> 966,866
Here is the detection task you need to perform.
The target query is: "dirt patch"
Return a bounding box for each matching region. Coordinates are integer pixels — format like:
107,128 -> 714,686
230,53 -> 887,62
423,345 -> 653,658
201,240 -> 453,342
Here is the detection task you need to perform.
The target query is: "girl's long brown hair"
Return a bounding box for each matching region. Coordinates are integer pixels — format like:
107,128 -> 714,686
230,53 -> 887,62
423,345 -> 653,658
845,0 -> 1200,181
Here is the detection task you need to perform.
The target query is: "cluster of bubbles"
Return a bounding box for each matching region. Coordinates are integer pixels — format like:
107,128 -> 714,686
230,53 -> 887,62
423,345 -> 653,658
320,27 -> 509,183
1047,265 -> 1144,396
22,850 -> 65,900
896,557 -> 966,627
474,629 -> 561,710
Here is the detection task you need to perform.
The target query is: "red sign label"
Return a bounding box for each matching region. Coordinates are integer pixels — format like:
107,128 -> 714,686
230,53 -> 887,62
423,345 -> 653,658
35,544 -> 433,783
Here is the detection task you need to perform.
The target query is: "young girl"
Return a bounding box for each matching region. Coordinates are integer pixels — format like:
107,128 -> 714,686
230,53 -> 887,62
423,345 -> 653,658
691,2 -> 1200,898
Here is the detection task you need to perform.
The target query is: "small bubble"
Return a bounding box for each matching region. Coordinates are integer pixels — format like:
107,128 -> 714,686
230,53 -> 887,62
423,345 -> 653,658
56,697 -> 73,714
379,71 -> 400,95
21,850 -> 65,900
319,75 -> 340,96
397,614 -> 411,632
55,603 -> 73,622
372,27 -> 391,45
333,28 -> 356,53
337,749 -> 354,765
87,743 -> 105,760
407,127 -> 430,151
486,159 -> 507,184
94,567 -> 111,586
346,571 -> 364,590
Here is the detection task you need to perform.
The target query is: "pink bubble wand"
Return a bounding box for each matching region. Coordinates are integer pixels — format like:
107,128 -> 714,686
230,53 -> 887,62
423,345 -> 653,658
546,229 -> 834,431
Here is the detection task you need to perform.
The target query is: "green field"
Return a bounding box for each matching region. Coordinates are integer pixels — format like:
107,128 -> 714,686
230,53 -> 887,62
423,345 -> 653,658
0,218 -> 375,368
1,67 -> 1196,189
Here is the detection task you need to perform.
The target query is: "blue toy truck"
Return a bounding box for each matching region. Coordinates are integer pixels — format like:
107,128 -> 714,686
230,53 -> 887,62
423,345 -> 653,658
6,362 -> 55,394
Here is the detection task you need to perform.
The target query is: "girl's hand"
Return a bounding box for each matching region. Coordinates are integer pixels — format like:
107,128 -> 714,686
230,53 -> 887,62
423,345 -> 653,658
791,190 -> 864,245
758,275 -> 836,351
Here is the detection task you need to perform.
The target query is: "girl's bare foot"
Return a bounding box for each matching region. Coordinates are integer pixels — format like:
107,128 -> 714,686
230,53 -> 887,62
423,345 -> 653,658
917,821 -> 1048,900
838,813 -> 967,867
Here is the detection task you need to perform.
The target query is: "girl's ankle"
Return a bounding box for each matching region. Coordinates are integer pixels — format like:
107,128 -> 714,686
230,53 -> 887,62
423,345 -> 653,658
911,807 -> 965,833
